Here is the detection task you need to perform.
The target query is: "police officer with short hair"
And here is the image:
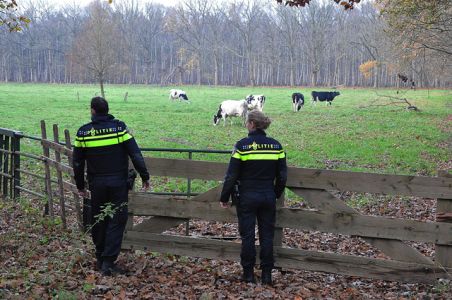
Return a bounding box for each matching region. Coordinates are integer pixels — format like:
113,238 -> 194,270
73,97 -> 150,276
220,110 -> 287,285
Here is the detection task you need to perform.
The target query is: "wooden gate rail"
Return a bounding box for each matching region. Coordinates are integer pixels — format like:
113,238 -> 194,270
123,157 -> 452,283
122,232 -> 447,284
129,193 -> 452,244
0,124 -> 82,229
2,125 -> 452,282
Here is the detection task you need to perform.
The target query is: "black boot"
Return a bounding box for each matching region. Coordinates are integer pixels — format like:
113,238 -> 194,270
101,260 -> 127,276
95,259 -> 103,271
241,268 -> 255,283
261,269 -> 272,285
95,254 -> 103,271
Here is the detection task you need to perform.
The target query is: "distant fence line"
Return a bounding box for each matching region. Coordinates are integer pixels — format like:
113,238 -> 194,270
0,123 -> 451,283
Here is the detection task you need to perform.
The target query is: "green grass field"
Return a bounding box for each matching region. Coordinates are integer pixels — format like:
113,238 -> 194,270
0,83 -> 450,177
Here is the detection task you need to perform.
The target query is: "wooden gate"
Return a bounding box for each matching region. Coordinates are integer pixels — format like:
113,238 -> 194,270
123,157 -> 452,283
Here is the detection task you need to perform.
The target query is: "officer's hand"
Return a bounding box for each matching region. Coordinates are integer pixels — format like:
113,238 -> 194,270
141,180 -> 150,191
78,189 -> 88,198
219,202 -> 229,209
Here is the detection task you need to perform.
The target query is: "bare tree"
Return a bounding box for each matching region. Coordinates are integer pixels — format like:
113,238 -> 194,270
274,5 -> 300,86
227,0 -> 266,86
69,1 -> 121,98
299,1 -> 334,86
1,1 -> 451,88
166,0 -> 212,85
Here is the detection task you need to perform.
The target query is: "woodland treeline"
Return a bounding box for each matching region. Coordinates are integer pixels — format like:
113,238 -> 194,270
0,0 -> 450,88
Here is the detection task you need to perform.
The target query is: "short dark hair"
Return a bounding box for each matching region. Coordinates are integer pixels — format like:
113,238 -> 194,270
91,97 -> 109,114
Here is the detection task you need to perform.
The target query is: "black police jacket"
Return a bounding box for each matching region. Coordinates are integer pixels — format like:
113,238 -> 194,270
72,114 -> 150,190
220,129 -> 287,203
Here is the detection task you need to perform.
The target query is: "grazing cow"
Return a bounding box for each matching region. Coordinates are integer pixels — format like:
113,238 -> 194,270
213,100 -> 249,126
311,91 -> 340,106
292,93 -> 304,112
169,89 -> 190,103
245,94 -> 266,111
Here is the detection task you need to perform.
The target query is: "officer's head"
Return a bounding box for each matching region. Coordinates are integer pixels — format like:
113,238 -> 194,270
90,97 -> 109,116
246,111 -> 271,132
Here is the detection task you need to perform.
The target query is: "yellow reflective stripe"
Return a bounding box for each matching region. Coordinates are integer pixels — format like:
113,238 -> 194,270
75,130 -> 128,141
123,133 -> 133,142
233,149 -> 285,160
236,150 -> 284,155
74,140 -> 83,147
238,153 -> 280,161
232,152 -> 241,159
76,133 -> 134,148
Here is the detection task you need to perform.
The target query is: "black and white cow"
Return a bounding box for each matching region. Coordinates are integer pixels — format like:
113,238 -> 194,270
311,91 -> 340,106
169,89 -> 190,103
292,93 -> 304,112
213,100 -> 249,126
245,94 -> 266,111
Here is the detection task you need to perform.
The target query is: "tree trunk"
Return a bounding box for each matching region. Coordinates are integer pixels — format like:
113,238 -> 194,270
100,77 -> 105,99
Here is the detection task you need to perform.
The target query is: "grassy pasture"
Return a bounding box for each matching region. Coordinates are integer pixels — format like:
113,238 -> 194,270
0,83 -> 450,177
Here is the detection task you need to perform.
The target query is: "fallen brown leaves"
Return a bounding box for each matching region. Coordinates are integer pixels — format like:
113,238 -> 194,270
1,195 -> 451,299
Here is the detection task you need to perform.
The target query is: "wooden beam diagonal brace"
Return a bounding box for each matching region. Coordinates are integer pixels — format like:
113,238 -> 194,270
291,188 -> 434,265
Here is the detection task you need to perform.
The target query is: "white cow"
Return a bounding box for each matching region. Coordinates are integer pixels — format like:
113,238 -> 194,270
169,89 -> 190,103
245,94 -> 266,111
213,100 -> 249,126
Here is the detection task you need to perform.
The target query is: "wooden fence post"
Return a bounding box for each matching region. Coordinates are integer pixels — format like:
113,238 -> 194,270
64,129 -> 83,230
41,120 -> 54,218
53,124 -> 67,229
0,134 -> 4,198
12,133 -> 21,199
436,170 -> 452,268
2,135 -> 10,199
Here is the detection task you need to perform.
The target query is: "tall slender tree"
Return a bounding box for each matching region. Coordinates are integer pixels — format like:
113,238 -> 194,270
69,1 -> 121,98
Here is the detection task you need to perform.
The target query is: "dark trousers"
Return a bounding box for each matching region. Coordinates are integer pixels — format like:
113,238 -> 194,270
236,190 -> 276,271
89,176 -> 128,262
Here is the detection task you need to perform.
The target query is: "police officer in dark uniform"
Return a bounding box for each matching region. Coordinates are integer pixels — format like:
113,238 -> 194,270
220,110 -> 287,285
73,97 -> 150,276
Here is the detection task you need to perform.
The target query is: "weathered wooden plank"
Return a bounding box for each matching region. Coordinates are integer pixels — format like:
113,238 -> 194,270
41,139 -> 73,158
41,121 -> 54,217
129,193 -> 452,244
53,125 -> 66,229
15,186 -> 45,198
62,181 -> 79,194
287,168 -> 452,198
12,134 -> 21,199
189,185 -> 223,202
292,188 -> 434,265
143,158 -> 452,198
436,171 -> 452,268
122,231 -> 450,283
44,157 -> 74,176
144,157 -> 226,181
64,129 -> 82,230
132,216 -> 187,233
